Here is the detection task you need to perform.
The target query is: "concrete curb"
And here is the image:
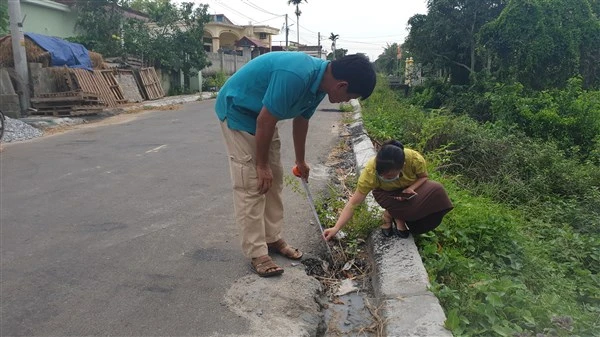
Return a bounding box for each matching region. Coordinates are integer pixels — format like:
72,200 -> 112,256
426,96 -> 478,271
347,99 -> 452,337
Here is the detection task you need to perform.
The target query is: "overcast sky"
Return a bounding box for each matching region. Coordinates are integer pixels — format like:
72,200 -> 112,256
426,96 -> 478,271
199,0 -> 428,61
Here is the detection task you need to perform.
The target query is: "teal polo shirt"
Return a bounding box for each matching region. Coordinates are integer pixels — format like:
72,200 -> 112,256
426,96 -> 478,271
215,52 -> 329,134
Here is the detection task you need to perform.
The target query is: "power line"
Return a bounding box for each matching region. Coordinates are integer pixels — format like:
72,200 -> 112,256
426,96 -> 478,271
253,14 -> 286,25
338,39 -> 388,46
287,16 -> 319,35
213,0 -> 258,24
342,34 -> 406,39
240,0 -> 281,17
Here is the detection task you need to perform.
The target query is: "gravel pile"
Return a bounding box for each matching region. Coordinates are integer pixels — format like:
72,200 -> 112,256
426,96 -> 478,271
2,116 -> 44,143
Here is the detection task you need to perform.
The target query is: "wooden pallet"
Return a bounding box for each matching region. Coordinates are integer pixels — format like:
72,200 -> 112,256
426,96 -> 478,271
138,67 -> 165,100
47,68 -> 119,107
100,69 -> 126,104
31,106 -> 104,116
32,91 -> 101,103
31,90 -> 105,116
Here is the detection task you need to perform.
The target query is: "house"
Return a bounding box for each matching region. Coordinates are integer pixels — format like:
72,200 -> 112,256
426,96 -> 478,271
19,0 -> 148,39
19,0 -> 78,38
203,14 -> 279,57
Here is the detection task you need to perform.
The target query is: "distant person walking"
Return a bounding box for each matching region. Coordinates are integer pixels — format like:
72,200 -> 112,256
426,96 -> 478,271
323,140 -> 453,241
216,52 -> 376,277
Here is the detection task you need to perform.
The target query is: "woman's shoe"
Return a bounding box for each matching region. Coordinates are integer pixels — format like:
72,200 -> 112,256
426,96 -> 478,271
392,219 -> 410,238
396,229 -> 410,238
381,226 -> 394,237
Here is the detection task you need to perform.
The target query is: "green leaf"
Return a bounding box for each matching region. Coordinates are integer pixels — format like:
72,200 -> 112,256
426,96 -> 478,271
486,293 -> 503,307
445,309 -> 460,330
491,324 -> 514,337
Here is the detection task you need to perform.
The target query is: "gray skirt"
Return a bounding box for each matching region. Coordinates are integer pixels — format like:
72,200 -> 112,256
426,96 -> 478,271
372,180 -> 453,234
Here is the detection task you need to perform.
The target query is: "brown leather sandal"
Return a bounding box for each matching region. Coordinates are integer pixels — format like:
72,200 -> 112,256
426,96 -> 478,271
267,239 -> 303,260
250,255 -> 284,277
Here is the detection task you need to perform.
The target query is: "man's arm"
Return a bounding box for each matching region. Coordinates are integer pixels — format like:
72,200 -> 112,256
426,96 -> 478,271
292,116 -> 310,180
256,107 -> 279,194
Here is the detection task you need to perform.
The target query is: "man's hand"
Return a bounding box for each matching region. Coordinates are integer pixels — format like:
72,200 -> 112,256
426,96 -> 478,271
256,164 -> 273,194
295,161 -> 310,181
255,107 -> 278,194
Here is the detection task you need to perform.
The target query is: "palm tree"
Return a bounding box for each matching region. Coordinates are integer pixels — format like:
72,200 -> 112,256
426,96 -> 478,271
329,33 -> 339,60
288,0 -> 307,46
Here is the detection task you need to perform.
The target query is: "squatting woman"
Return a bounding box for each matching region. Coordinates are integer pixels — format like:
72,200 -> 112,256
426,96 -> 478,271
323,140 -> 453,240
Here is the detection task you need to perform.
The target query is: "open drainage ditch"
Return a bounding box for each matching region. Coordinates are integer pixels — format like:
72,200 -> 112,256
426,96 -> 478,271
302,251 -> 382,337
300,131 -> 384,337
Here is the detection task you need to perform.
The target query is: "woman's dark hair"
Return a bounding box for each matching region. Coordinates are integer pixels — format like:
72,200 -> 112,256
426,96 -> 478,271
331,54 -> 376,99
375,140 -> 405,175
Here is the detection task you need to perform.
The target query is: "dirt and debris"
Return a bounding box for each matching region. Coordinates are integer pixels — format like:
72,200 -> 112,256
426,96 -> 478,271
305,119 -> 381,337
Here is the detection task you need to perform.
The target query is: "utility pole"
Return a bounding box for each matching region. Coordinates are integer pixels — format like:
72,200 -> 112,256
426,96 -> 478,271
285,14 -> 289,51
317,32 -> 321,59
295,8 -> 300,46
8,0 -> 30,115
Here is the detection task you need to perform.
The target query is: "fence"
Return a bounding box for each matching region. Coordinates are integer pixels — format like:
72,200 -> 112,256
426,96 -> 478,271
203,52 -> 251,76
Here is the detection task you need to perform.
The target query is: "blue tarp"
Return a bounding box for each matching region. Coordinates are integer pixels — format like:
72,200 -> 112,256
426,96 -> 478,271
25,33 -> 93,70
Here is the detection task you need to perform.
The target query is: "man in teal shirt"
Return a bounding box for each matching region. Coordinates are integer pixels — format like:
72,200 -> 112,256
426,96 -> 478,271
216,52 -> 375,277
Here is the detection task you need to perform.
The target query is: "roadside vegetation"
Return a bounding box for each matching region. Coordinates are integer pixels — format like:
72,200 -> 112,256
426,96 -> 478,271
357,77 -> 599,336
350,0 -> 600,335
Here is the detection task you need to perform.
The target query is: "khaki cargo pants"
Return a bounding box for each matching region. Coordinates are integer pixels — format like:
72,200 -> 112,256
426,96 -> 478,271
219,120 -> 284,258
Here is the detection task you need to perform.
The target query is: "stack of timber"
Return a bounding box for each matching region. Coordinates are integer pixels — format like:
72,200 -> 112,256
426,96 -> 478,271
49,67 -> 125,107
30,91 -> 105,116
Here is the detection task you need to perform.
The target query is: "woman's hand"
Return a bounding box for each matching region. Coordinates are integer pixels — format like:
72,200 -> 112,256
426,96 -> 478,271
393,188 -> 417,201
403,187 -> 416,195
323,227 -> 339,241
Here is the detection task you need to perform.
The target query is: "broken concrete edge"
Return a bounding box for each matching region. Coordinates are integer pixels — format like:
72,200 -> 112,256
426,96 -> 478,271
347,98 -> 452,337
19,93 -> 215,132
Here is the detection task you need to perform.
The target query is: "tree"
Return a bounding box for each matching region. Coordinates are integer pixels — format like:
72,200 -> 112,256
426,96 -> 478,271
287,0 -> 306,45
0,1 -> 8,36
128,0 -> 170,13
73,0 -> 211,91
327,48 -> 347,61
480,0 -> 600,89
374,43 -> 404,75
329,33 -> 339,60
72,0 -> 128,56
404,0 -> 506,84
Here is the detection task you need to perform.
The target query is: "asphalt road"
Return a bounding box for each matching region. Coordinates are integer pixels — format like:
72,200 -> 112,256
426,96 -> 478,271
0,98 -> 344,336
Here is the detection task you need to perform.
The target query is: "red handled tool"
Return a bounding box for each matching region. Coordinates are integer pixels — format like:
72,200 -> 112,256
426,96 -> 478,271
293,166 -> 334,261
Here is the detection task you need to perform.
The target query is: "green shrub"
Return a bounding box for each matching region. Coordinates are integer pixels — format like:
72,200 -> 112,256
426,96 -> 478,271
203,71 -> 228,92
418,176 -> 600,336
486,78 -> 600,159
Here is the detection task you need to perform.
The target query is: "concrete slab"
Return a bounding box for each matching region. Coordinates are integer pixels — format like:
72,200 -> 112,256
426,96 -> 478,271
0,94 -> 21,118
1,68 -> 16,94
370,234 -> 431,297
383,296 -> 450,337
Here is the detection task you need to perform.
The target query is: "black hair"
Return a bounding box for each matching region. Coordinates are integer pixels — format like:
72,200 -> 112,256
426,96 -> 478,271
375,140 -> 405,175
330,54 -> 376,100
